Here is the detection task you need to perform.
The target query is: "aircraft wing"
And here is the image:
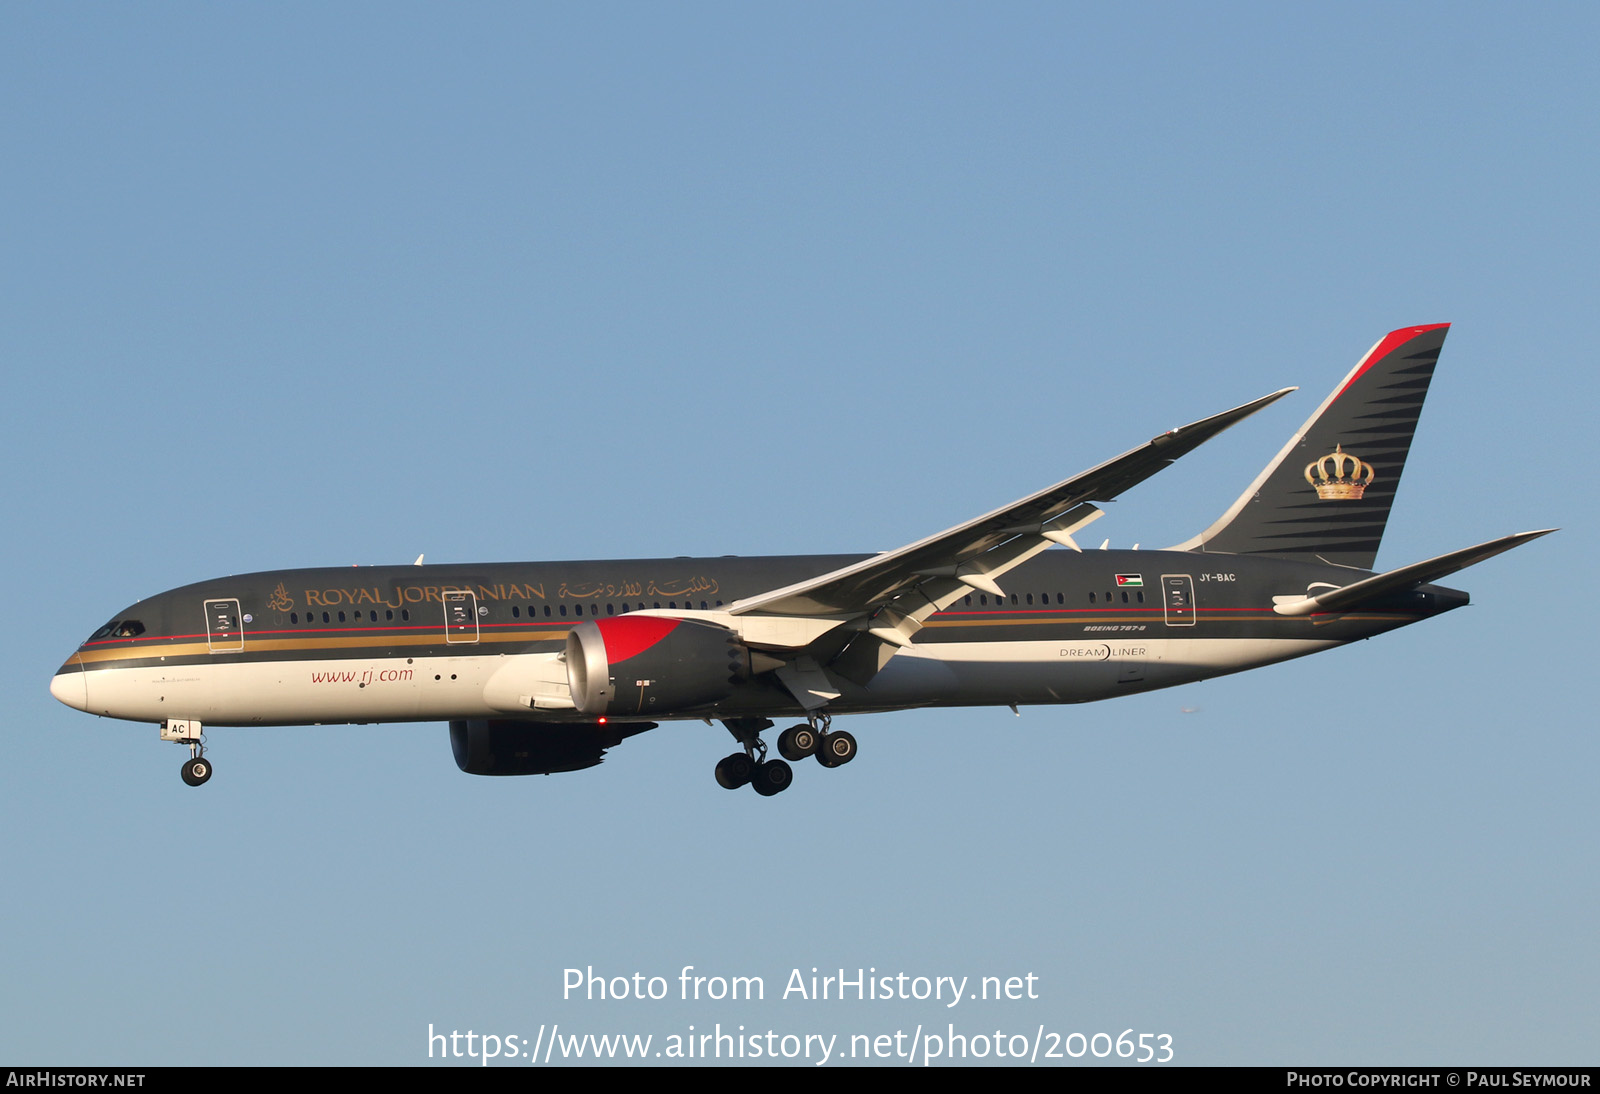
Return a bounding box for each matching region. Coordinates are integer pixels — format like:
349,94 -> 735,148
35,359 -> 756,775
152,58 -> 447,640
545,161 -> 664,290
731,387 -> 1295,621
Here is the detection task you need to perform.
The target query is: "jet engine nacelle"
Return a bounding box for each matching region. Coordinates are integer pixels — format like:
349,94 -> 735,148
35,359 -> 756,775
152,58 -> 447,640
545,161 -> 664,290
449,718 -> 655,775
566,616 -> 751,716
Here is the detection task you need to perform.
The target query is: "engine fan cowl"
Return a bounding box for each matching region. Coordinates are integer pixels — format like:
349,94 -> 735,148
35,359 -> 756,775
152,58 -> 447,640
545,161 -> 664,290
566,616 -> 751,716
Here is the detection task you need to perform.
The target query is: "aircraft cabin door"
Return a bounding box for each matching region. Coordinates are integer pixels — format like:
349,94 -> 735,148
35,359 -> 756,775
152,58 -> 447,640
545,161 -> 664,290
204,598 -> 245,651
1160,575 -> 1196,627
444,590 -> 480,644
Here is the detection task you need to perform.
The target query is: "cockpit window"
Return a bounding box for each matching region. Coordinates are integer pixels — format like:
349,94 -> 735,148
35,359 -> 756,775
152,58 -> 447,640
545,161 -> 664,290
87,620 -> 145,642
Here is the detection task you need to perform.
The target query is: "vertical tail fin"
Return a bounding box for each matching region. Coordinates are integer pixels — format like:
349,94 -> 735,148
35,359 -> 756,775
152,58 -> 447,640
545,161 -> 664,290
1176,323 -> 1450,570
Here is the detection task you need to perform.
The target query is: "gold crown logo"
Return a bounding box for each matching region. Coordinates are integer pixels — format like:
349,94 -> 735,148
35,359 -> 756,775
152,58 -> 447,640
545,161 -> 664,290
1304,444 -> 1375,500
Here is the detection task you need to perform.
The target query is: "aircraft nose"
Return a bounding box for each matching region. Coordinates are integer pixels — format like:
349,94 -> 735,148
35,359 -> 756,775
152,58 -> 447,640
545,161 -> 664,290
50,658 -> 88,712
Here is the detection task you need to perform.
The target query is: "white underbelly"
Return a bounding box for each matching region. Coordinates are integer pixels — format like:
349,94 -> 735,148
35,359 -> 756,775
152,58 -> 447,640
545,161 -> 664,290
83,654 -> 505,725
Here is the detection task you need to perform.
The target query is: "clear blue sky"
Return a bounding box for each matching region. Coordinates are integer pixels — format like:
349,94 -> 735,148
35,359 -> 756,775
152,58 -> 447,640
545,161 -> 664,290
3,3 -> 1595,1066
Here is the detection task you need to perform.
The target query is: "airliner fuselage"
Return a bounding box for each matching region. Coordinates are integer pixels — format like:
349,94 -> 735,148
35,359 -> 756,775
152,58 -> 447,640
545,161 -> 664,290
46,324 -> 1550,794
53,550 -> 1464,727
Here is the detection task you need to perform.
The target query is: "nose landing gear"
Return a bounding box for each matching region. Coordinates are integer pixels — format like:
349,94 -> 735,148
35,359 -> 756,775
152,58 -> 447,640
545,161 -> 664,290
162,719 -> 212,787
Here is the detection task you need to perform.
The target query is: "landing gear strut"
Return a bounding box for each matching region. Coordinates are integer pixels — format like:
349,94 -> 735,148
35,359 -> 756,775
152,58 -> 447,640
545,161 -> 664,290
162,719 -> 212,787
716,711 -> 856,796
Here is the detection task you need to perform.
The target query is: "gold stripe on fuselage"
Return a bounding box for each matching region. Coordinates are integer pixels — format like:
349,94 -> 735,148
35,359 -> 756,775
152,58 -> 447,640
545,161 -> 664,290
72,628 -> 571,665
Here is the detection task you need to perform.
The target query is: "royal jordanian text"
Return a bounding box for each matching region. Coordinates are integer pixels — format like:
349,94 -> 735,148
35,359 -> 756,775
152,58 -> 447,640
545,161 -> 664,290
562,965 -> 1038,1007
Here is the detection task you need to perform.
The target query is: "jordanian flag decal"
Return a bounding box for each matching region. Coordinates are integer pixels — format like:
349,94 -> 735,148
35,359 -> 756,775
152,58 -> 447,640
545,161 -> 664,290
1115,574 -> 1144,587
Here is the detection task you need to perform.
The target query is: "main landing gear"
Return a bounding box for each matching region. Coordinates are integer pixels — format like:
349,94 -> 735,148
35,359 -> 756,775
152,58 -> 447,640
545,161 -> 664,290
716,713 -> 856,797
782,714 -> 857,769
162,719 -> 212,787
714,751 -> 792,797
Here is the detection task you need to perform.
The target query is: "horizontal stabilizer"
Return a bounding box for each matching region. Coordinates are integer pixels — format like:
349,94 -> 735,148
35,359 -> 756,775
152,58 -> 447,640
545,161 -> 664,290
1273,530 -> 1556,617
